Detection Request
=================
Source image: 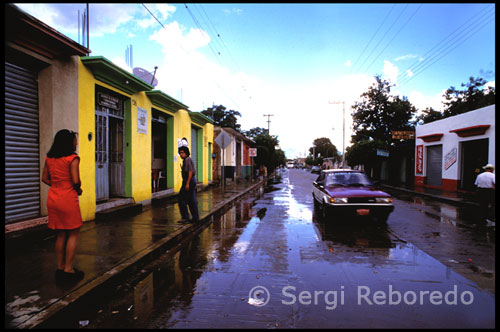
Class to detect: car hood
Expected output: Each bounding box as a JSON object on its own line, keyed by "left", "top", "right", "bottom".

{"left": 324, "top": 186, "right": 391, "bottom": 198}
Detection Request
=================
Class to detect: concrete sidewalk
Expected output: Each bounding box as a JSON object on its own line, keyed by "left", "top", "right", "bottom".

{"left": 5, "top": 178, "right": 266, "bottom": 329}
{"left": 379, "top": 182, "right": 480, "bottom": 208}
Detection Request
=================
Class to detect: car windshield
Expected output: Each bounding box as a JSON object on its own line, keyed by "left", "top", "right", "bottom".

{"left": 324, "top": 172, "right": 372, "bottom": 187}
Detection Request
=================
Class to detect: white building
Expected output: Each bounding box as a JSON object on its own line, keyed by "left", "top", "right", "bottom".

{"left": 415, "top": 105, "right": 495, "bottom": 191}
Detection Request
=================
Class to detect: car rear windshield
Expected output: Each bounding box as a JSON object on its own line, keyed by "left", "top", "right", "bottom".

{"left": 325, "top": 172, "right": 372, "bottom": 186}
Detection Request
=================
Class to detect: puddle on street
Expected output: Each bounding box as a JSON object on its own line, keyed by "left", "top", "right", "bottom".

{"left": 82, "top": 175, "right": 494, "bottom": 329}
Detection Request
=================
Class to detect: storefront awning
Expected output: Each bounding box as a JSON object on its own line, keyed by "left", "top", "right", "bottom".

{"left": 417, "top": 133, "right": 443, "bottom": 142}
{"left": 146, "top": 90, "right": 188, "bottom": 113}
{"left": 449, "top": 125, "right": 490, "bottom": 137}
{"left": 81, "top": 56, "right": 154, "bottom": 95}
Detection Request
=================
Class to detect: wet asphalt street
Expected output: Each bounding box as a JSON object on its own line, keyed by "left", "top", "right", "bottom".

{"left": 84, "top": 169, "right": 495, "bottom": 329}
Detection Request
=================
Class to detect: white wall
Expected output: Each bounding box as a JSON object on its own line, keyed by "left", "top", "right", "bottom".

{"left": 415, "top": 105, "right": 495, "bottom": 181}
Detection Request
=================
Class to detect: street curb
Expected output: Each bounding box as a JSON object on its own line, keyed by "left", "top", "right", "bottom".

{"left": 380, "top": 184, "right": 479, "bottom": 208}
{"left": 15, "top": 179, "right": 266, "bottom": 329}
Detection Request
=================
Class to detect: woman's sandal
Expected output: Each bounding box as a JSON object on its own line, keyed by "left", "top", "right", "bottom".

{"left": 61, "top": 268, "right": 84, "bottom": 281}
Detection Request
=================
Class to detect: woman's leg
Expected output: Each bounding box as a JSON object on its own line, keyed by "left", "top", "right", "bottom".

{"left": 63, "top": 228, "right": 80, "bottom": 273}
{"left": 55, "top": 230, "right": 67, "bottom": 270}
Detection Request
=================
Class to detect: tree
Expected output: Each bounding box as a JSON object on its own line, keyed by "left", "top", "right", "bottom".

{"left": 442, "top": 76, "right": 495, "bottom": 118}
{"left": 252, "top": 132, "right": 286, "bottom": 173}
{"left": 308, "top": 137, "right": 340, "bottom": 165}
{"left": 415, "top": 107, "right": 443, "bottom": 125}
{"left": 347, "top": 75, "right": 417, "bottom": 168}
{"left": 351, "top": 75, "right": 416, "bottom": 145}
{"left": 201, "top": 105, "right": 242, "bottom": 131}
{"left": 243, "top": 127, "right": 267, "bottom": 140}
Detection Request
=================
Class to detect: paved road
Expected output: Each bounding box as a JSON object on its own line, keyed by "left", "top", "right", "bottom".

{"left": 85, "top": 169, "right": 495, "bottom": 329}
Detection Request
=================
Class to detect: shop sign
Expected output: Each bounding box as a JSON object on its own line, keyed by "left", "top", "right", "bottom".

{"left": 444, "top": 147, "right": 457, "bottom": 170}
{"left": 392, "top": 130, "right": 415, "bottom": 140}
{"left": 376, "top": 149, "right": 389, "bottom": 157}
{"left": 416, "top": 145, "right": 423, "bottom": 174}
{"left": 137, "top": 107, "right": 147, "bottom": 134}
{"left": 97, "top": 92, "right": 121, "bottom": 111}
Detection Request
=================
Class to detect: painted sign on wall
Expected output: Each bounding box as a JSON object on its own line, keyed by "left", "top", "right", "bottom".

{"left": 416, "top": 145, "right": 423, "bottom": 174}
{"left": 444, "top": 147, "right": 457, "bottom": 170}
{"left": 137, "top": 107, "right": 147, "bottom": 134}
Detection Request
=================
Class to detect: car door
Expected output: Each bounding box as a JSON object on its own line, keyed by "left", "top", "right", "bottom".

{"left": 313, "top": 172, "right": 326, "bottom": 203}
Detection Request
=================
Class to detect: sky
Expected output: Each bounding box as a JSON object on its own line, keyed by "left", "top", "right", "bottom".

{"left": 14, "top": 3, "right": 495, "bottom": 159}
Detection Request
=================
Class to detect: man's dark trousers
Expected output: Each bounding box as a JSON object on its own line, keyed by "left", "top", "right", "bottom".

{"left": 178, "top": 177, "right": 200, "bottom": 222}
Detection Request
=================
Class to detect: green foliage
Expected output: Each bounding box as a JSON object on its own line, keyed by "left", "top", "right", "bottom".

{"left": 201, "top": 105, "right": 242, "bottom": 131}
{"left": 251, "top": 130, "right": 286, "bottom": 173}
{"left": 442, "top": 76, "right": 495, "bottom": 118}
{"left": 414, "top": 76, "right": 495, "bottom": 125}
{"left": 415, "top": 107, "right": 444, "bottom": 125}
{"left": 348, "top": 75, "right": 417, "bottom": 167}
{"left": 308, "top": 137, "right": 340, "bottom": 165}
{"left": 352, "top": 75, "right": 416, "bottom": 145}
{"left": 243, "top": 127, "right": 267, "bottom": 140}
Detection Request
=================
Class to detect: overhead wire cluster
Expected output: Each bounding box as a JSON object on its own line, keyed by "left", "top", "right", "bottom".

{"left": 397, "top": 4, "right": 495, "bottom": 88}
{"left": 141, "top": 3, "right": 252, "bottom": 111}
{"left": 349, "top": 4, "right": 495, "bottom": 88}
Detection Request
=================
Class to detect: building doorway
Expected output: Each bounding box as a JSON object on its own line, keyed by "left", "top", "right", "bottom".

{"left": 95, "top": 86, "right": 126, "bottom": 202}
{"left": 426, "top": 145, "right": 442, "bottom": 187}
{"left": 460, "top": 138, "right": 489, "bottom": 191}
{"left": 152, "top": 110, "right": 168, "bottom": 192}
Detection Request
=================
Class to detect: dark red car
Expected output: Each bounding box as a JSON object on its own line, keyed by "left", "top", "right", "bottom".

{"left": 312, "top": 169, "right": 394, "bottom": 222}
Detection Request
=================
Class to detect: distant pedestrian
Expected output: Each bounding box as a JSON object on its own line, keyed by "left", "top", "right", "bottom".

{"left": 42, "top": 129, "right": 84, "bottom": 282}
{"left": 178, "top": 146, "right": 200, "bottom": 223}
{"left": 474, "top": 163, "right": 495, "bottom": 223}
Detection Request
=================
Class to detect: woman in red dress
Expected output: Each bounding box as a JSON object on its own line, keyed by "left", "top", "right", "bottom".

{"left": 42, "top": 129, "right": 84, "bottom": 281}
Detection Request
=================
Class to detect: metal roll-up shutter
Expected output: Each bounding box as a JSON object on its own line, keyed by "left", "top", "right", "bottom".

{"left": 426, "top": 145, "right": 442, "bottom": 187}
{"left": 5, "top": 62, "right": 40, "bottom": 223}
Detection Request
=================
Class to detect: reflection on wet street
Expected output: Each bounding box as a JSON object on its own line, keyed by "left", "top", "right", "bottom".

{"left": 88, "top": 169, "right": 495, "bottom": 329}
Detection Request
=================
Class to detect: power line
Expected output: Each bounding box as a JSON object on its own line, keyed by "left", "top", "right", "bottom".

{"left": 365, "top": 4, "right": 422, "bottom": 73}
{"left": 191, "top": 4, "right": 253, "bottom": 102}
{"left": 350, "top": 4, "right": 396, "bottom": 73}
{"left": 141, "top": 3, "right": 242, "bottom": 110}
{"left": 397, "top": 4, "right": 493, "bottom": 84}
{"left": 356, "top": 4, "right": 409, "bottom": 74}
{"left": 397, "top": 6, "right": 495, "bottom": 87}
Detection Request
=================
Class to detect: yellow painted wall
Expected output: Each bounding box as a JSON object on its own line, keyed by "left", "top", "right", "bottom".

{"left": 173, "top": 109, "right": 192, "bottom": 192}
{"left": 77, "top": 59, "right": 98, "bottom": 221}
{"left": 77, "top": 58, "right": 212, "bottom": 221}
{"left": 202, "top": 123, "right": 214, "bottom": 184}
{"left": 131, "top": 93, "right": 154, "bottom": 203}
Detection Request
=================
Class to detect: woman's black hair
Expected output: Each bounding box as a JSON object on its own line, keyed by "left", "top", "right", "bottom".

{"left": 47, "top": 129, "right": 77, "bottom": 158}
{"left": 178, "top": 146, "right": 190, "bottom": 156}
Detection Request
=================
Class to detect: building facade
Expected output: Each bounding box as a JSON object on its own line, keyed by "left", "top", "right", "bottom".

{"left": 5, "top": 4, "right": 213, "bottom": 229}
{"left": 213, "top": 127, "right": 255, "bottom": 182}
{"left": 415, "top": 105, "right": 495, "bottom": 192}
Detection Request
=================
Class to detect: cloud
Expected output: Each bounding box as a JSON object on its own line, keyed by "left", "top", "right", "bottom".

{"left": 382, "top": 60, "right": 399, "bottom": 84}
{"left": 15, "top": 3, "right": 139, "bottom": 37}
{"left": 223, "top": 8, "right": 243, "bottom": 16}
{"left": 408, "top": 90, "right": 446, "bottom": 114}
{"left": 394, "top": 54, "right": 419, "bottom": 61}
{"left": 405, "top": 69, "right": 414, "bottom": 78}
{"left": 344, "top": 60, "right": 352, "bottom": 67}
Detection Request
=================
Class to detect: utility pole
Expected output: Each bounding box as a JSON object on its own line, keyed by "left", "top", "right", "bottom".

{"left": 329, "top": 100, "right": 345, "bottom": 168}
{"left": 263, "top": 114, "right": 274, "bottom": 134}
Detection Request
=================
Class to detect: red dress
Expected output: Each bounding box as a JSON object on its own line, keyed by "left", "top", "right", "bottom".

{"left": 45, "top": 154, "right": 83, "bottom": 230}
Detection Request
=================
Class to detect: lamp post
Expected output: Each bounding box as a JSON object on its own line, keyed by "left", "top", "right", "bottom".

{"left": 329, "top": 100, "right": 345, "bottom": 168}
